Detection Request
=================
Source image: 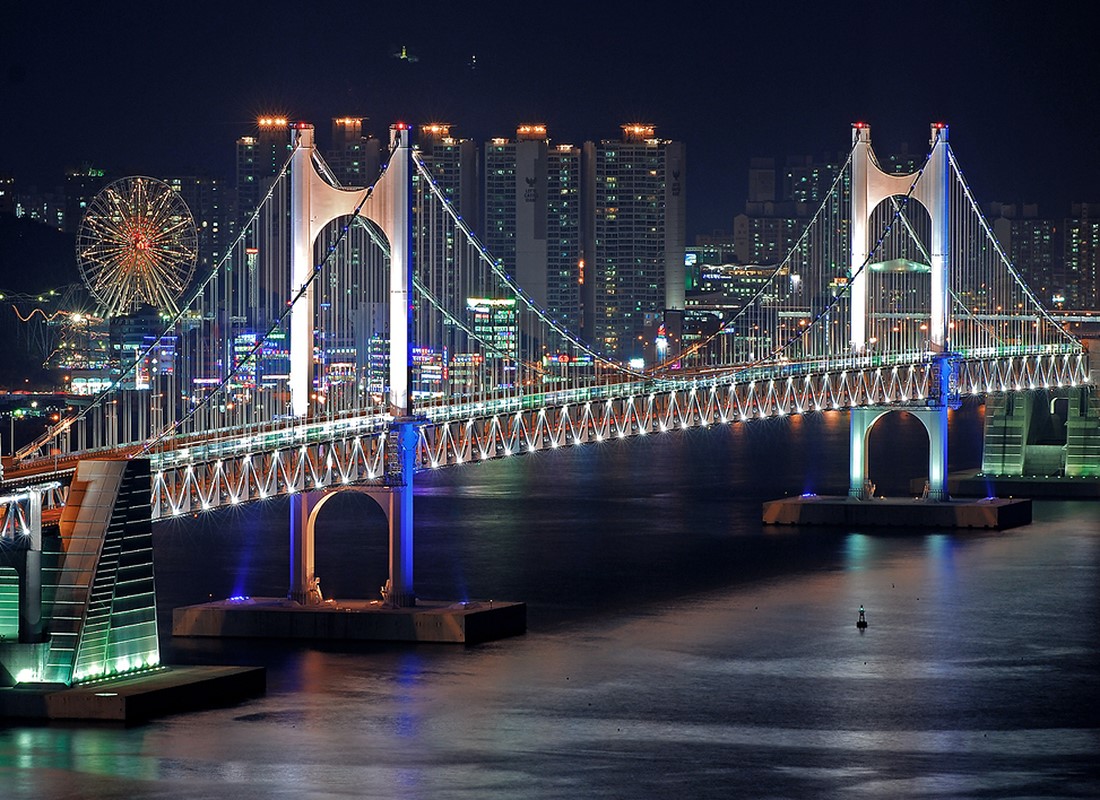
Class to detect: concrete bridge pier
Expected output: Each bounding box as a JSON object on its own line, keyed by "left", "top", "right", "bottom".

{"left": 288, "top": 490, "right": 322, "bottom": 605}
{"left": 288, "top": 417, "right": 420, "bottom": 608}
{"left": 179, "top": 412, "right": 524, "bottom": 643}
{"left": 0, "top": 486, "right": 48, "bottom": 645}
{"left": 982, "top": 387, "right": 1100, "bottom": 478}
{"left": 849, "top": 406, "right": 948, "bottom": 501}
{"left": 18, "top": 489, "right": 44, "bottom": 643}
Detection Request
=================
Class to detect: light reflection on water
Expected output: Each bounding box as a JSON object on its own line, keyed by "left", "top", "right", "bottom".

{"left": 1, "top": 404, "right": 1098, "bottom": 798}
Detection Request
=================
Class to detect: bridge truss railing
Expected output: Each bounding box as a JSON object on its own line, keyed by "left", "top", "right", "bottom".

{"left": 8, "top": 123, "right": 1090, "bottom": 516}
{"left": 145, "top": 344, "right": 1089, "bottom": 518}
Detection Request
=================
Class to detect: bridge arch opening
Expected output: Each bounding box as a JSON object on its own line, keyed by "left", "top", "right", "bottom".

{"left": 864, "top": 196, "right": 934, "bottom": 355}
{"left": 1043, "top": 394, "right": 1070, "bottom": 445}
{"left": 308, "top": 489, "right": 390, "bottom": 601}
{"left": 313, "top": 213, "right": 390, "bottom": 265}
{"left": 310, "top": 213, "right": 392, "bottom": 413}
{"left": 862, "top": 409, "right": 933, "bottom": 497}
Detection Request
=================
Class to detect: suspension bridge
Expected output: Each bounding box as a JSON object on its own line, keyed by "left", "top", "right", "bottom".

{"left": 0, "top": 122, "right": 1091, "bottom": 686}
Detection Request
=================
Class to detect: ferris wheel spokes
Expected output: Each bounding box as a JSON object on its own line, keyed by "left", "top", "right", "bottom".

{"left": 76, "top": 176, "right": 198, "bottom": 318}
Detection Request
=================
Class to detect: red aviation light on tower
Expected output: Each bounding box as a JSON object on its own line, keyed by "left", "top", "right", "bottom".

{"left": 853, "top": 121, "right": 867, "bottom": 129}
{"left": 389, "top": 122, "right": 411, "bottom": 150}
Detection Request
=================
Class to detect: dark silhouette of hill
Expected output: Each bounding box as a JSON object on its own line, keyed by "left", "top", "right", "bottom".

{"left": 0, "top": 214, "right": 80, "bottom": 293}
{"left": 0, "top": 215, "right": 82, "bottom": 388}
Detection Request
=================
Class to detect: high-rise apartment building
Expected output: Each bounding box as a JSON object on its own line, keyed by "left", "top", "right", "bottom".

{"left": 546, "top": 140, "right": 584, "bottom": 331}
{"left": 783, "top": 153, "right": 846, "bottom": 205}
{"left": 235, "top": 116, "right": 290, "bottom": 218}
{"left": 483, "top": 125, "right": 583, "bottom": 332}
{"left": 990, "top": 202, "right": 1100, "bottom": 311}
{"left": 747, "top": 158, "right": 776, "bottom": 204}
{"left": 1064, "top": 203, "right": 1100, "bottom": 310}
{"left": 584, "top": 124, "right": 685, "bottom": 363}
{"left": 991, "top": 202, "right": 1063, "bottom": 308}
{"left": 166, "top": 176, "right": 231, "bottom": 283}
{"left": 63, "top": 167, "right": 110, "bottom": 233}
{"left": 414, "top": 123, "right": 479, "bottom": 322}
{"left": 326, "top": 117, "right": 381, "bottom": 187}
{"left": 735, "top": 150, "right": 903, "bottom": 266}
{"left": 732, "top": 213, "right": 811, "bottom": 266}
{"left": 417, "top": 123, "right": 479, "bottom": 225}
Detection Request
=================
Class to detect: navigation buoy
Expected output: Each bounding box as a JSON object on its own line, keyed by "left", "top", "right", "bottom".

{"left": 856, "top": 605, "right": 868, "bottom": 630}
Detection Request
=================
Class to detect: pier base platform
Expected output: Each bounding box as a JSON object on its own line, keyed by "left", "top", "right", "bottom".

{"left": 911, "top": 470, "right": 1100, "bottom": 499}
{"left": 173, "top": 597, "right": 526, "bottom": 645}
{"left": 762, "top": 494, "right": 1032, "bottom": 529}
{"left": 0, "top": 665, "right": 265, "bottom": 723}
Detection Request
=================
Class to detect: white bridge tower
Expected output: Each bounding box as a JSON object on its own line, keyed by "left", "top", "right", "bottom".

{"left": 848, "top": 123, "right": 953, "bottom": 501}
{"left": 287, "top": 122, "right": 418, "bottom": 607}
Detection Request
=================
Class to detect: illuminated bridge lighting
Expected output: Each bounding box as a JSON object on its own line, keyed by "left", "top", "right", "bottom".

{"left": 10, "top": 130, "right": 1086, "bottom": 528}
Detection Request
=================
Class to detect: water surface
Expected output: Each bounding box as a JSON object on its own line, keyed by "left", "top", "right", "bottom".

{"left": 2, "top": 407, "right": 1097, "bottom": 798}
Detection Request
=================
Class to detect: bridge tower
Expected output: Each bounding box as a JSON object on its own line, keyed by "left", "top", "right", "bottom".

{"left": 287, "top": 123, "right": 418, "bottom": 607}
{"left": 848, "top": 123, "right": 952, "bottom": 500}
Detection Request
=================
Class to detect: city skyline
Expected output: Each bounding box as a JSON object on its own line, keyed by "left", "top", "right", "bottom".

{"left": 4, "top": 1, "right": 1099, "bottom": 238}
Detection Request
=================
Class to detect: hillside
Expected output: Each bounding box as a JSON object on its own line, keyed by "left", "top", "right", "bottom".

{"left": 0, "top": 215, "right": 82, "bottom": 387}
{"left": 0, "top": 214, "right": 81, "bottom": 294}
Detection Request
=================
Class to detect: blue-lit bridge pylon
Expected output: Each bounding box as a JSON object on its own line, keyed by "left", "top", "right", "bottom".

{"left": 286, "top": 122, "right": 417, "bottom": 607}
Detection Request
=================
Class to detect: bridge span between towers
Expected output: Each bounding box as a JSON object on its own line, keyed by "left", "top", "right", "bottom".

{"left": 0, "top": 121, "right": 1092, "bottom": 683}
{"left": 7, "top": 120, "right": 1084, "bottom": 500}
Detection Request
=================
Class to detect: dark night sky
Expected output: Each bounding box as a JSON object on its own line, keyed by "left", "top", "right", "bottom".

{"left": 4, "top": 1, "right": 1098, "bottom": 238}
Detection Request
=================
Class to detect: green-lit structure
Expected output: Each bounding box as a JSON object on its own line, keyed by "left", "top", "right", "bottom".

{"left": 0, "top": 459, "right": 159, "bottom": 687}
{"left": 982, "top": 387, "right": 1100, "bottom": 478}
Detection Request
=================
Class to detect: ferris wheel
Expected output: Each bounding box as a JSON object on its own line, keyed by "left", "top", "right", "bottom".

{"left": 76, "top": 176, "right": 198, "bottom": 317}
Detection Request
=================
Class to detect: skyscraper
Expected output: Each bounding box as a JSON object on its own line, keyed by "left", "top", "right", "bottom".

{"left": 1064, "top": 203, "right": 1100, "bottom": 310}
{"left": 991, "top": 203, "right": 1063, "bottom": 308}
{"left": 63, "top": 167, "right": 110, "bottom": 233}
{"left": 166, "top": 176, "right": 231, "bottom": 283}
{"left": 414, "top": 123, "right": 479, "bottom": 318}
{"left": 783, "top": 153, "right": 846, "bottom": 205}
{"left": 736, "top": 152, "right": 847, "bottom": 265}
{"left": 584, "top": 124, "right": 685, "bottom": 363}
{"left": 483, "top": 125, "right": 583, "bottom": 331}
{"left": 326, "top": 117, "right": 381, "bottom": 187}
{"left": 546, "top": 139, "right": 584, "bottom": 332}
{"left": 235, "top": 116, "right": 289, "bottom": 219}
{"left": 417, "top": 123, "right": 479, "bottom": 226}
